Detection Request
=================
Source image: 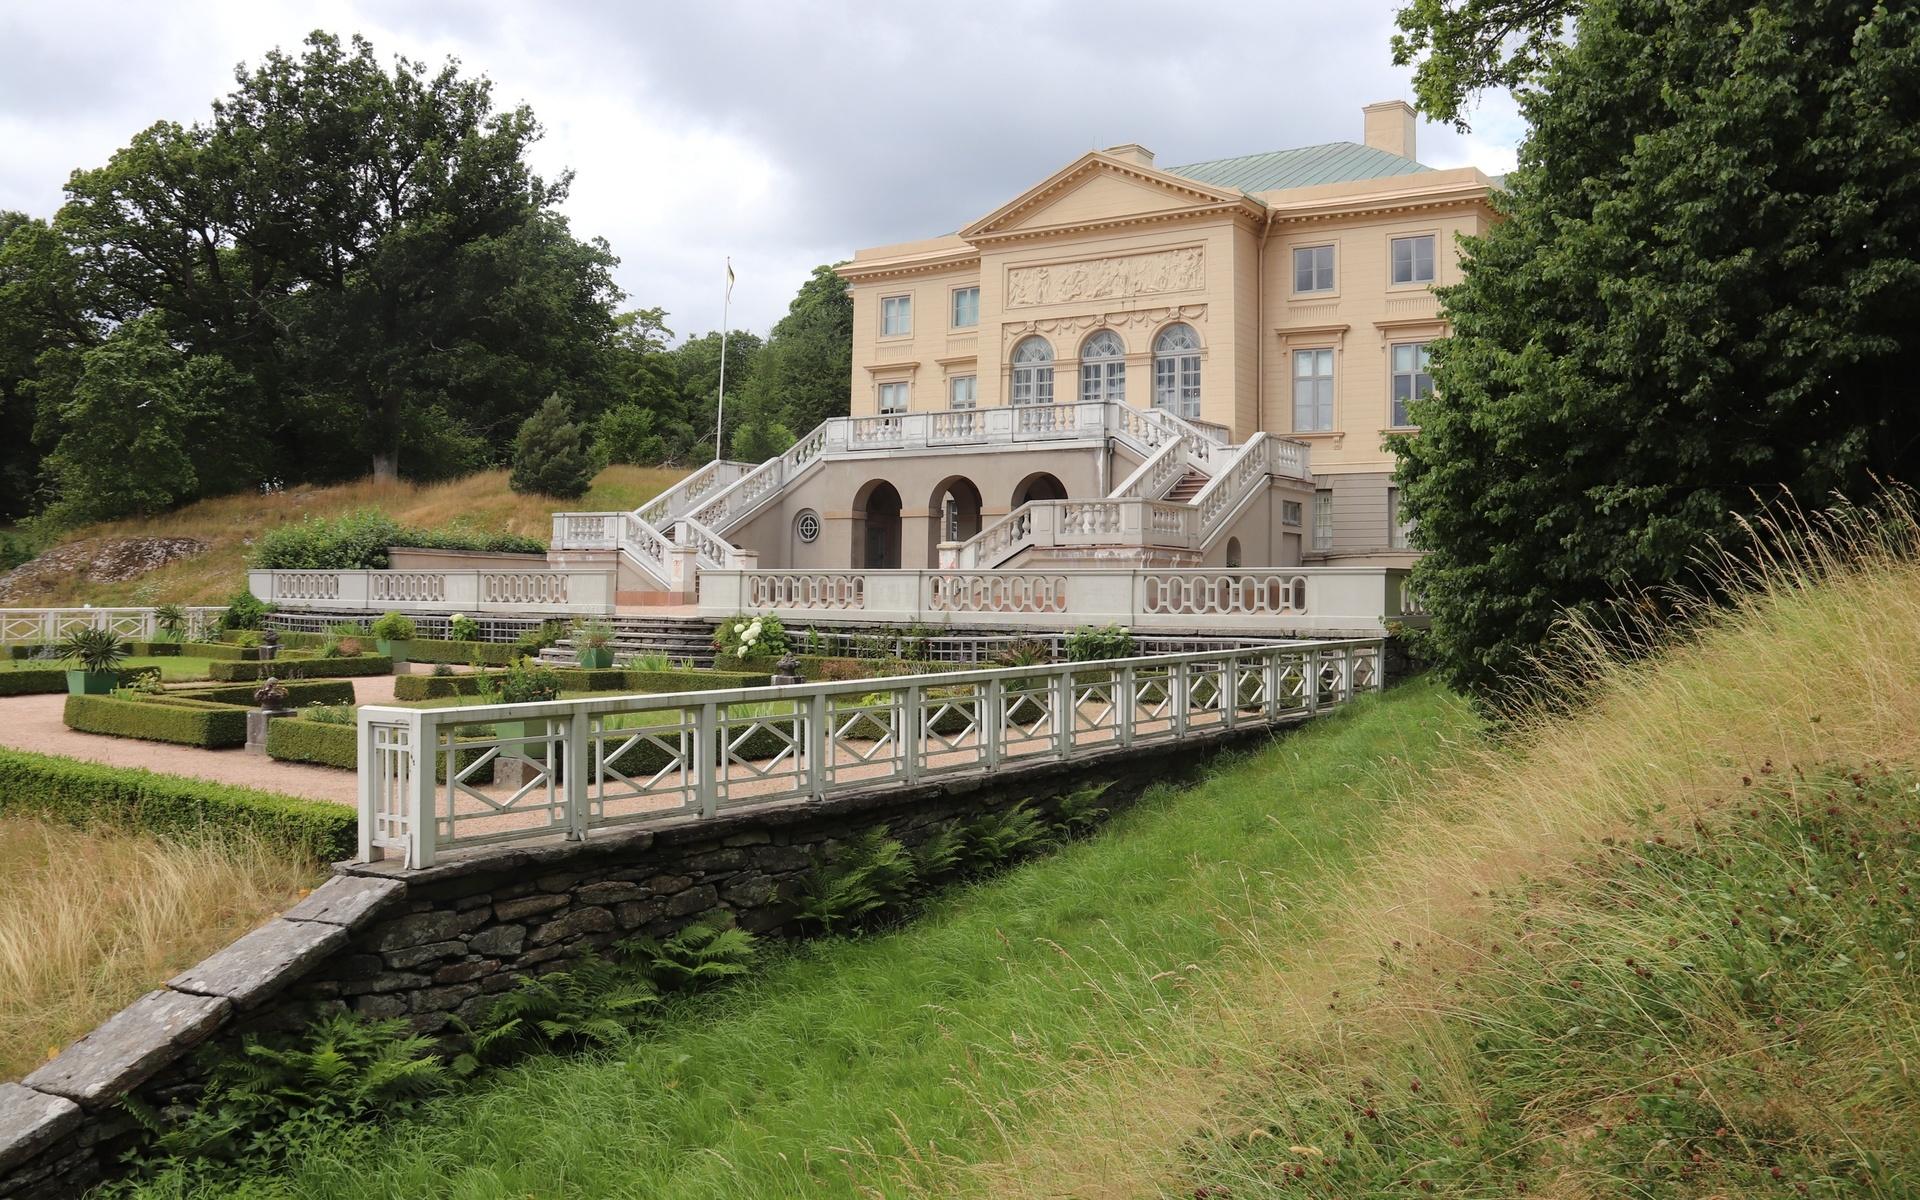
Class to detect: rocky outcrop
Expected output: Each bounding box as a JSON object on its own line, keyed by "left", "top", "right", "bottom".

{"left": 0, "top": 538, "right": 209, "bottom": 602}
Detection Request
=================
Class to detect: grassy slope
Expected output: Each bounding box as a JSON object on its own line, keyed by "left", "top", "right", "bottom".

{"left": 7, "top": 465, "right": 686, "bottom": 608}
{"left": 127, "top": 682, "right": 1477, "bottom": 1199}
{"left": 0, "top": 819, "right": 320, "bottom": 1081}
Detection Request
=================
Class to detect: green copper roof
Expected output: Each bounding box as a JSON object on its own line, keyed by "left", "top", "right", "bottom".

{"left": 1167, "top": 142, "right": 1431, "bottom": 193}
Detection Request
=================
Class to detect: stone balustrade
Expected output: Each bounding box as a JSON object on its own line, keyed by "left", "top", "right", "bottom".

{"left": 248, "top": 569, "right": 616, "bottom": 616}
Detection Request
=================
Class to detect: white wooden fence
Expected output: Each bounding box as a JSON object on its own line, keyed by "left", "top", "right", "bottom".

{"left": 357, "top": 638, "right": 1383, "bottom": 867}
{"left": 0, "top": 606, "right": 225, "bottom": 647}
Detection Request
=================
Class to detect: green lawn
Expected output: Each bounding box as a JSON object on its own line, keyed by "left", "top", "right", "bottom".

{"left": 126, "top": 678, "right": 1475, "bottom": 1199}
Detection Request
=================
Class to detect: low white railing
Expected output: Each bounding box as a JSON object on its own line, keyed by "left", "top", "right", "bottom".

{"left": 0, "top": 606, "right": 225, "bottom": 646}
{"left": 706, "top": 566, "right": 1424, "bottom": 634}
{"left": 250, "top": 569, "right": 616, "bottom": 615}
{"left": 635, "top": 460, "right": 754, "bottom": 527}
{"left": 356, "top": 638, "right": 1383, "bottom": 866}
{"left": 548, "top": 510, "right": 676, "bottom": 588}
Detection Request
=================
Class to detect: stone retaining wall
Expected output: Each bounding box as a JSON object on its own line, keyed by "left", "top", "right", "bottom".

{"left": 0, "top": 729, "right": 1276, "bottom": 1197}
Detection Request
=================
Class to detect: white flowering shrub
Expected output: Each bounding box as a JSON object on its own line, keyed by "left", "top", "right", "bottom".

{"left": 711, "top": 612, "right": 790, "bottom": 660}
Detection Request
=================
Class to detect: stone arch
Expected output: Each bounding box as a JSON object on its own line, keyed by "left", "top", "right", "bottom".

{"left": 1012, "top": 471, "right": 1068, "bottom": 509}
{"left": 852, "top": 479, "right": 904, "bottom": 570}
{"left": 927, "top": 474, "right": 984, "bottom": 562}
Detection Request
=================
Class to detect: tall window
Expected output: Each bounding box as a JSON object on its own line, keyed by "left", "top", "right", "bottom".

{"left": 951, "top": 287, "right": 979, "bottom": 328}
{"left": 1010, "top": 337, "right": 1054, "bottom": 406}
{"left": 1079, "top": 330, "right": 1126, "bottom": 404}
{"left": 1313, "top": 489, "right": 1334, "bottom": 551}
{"left": 1293, "top": 244, "right": 1335, "bottom": 293}
{"left": 948, "top": 375, "right": 977, "bottom": 409}
{"left": 1388, "top": 487, "right": 1413, "bottom": 550}
{"left": 1152, "top": 323, "right": 1202, "bottom": 418}
{"left": 1390, "top": 235, "right": 1436, "bottom": 284}
{"left": 882, "top": 295, "right": 912, "bottom": 336}
{"left": 1293, "top": 348, "right": 1335, "bottom": 431}
{"left": 1390, "top": 341, "right": 1432, "bottom": 427}
{"left": 878, "top": 381, "right": 908, "bottom": 414}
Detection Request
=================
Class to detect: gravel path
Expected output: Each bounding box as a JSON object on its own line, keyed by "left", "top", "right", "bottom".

{"left": 0, "top": 678, "right": 407, "bottom": 808}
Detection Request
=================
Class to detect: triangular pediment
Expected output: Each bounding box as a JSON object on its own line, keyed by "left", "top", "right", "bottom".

{"left": 961, "top": 152, "right": 1255, "bottom": 241}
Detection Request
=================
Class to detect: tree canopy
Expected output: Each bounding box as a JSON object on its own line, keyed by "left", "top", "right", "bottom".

{"left": 1393, "top": 0, "right": 1920, "bottom": 702}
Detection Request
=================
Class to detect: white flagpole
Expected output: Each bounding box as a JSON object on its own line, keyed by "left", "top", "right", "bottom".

{"left": 715, "top": 258, "right": 732, "bottom": 462}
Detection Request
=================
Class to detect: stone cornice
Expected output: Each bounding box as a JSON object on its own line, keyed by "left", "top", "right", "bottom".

{"left": 961, "top": 151, "right": 1257, "bottom": 241}
{"left": 837, "top": 247, "right": 981, "bottom": 284}
{"left": 1263, "top": 180, "right": 1495, "bottom": 227}
{"left": 968, "top": 201, "right": 1263, "bottom": 248}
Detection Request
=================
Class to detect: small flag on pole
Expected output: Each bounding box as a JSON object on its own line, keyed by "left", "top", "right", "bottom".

{"left": 726, "top": 258, "right": 735, "bottom": 300}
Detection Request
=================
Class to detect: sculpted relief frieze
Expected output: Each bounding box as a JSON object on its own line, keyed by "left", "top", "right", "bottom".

{"left": 1004, "top": 246, "right": 1203, "bottom": 309}
{"left": 1001, "top": 304, "right": 1207, "bottom": 350}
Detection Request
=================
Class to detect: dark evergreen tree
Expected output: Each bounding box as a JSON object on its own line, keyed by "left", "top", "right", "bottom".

{"left": 509, "top": 394, "right": 596, "bottom": 498}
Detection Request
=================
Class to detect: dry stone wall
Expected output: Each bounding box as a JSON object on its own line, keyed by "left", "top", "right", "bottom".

{"left": 0, "top": 731, "right": 1268, "bottom": 1198}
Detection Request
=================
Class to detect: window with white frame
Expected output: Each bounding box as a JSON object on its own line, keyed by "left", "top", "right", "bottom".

{"left": 882, "top": 294, "right": 912, "bottom": 336}
{"left": 1010, "top": 336, "right": 1054, "bottom": 406}
{"left": 1293, "top": 244, "right": 1335, "bottom": 293}
{"left": 1079, "top": 329, "right": 1126, "bottom": 404}
{"left": 1292, "top": 348, "right": 1335, "bottom": 432}
{"left": 1390, "top": 341, "right": 1432, "bottom": 427}
{"left": 1388, "top": 487, "right": 1413, "bottom": 549}
{"left": 878, "top": 381, "right": 908, "bottom": 414}
{"left": 951, "top": 286, "right": 979, "bottom": 328}
{"left": 1152, "top": 323, "right": 1201, "bottom": 418}
{"left": 1283, "top": 500, "right": 1303, "bottom": 526}
{"left": 948, "top": 374, "right": 977, "bottom": 409}
{"left": 1390, "top": 235, "right": 1436, "bottom": 285}
{"left": 1313, "top": 489, "right": 1334, "bottom": 550}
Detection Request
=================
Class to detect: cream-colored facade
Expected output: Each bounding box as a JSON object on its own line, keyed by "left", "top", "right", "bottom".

{"left": 839, "top": 101, "right": 1499, "bottom": 563}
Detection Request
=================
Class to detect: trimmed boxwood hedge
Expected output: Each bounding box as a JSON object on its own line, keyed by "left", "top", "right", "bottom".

{"left": 173, "top": 679, "right": 355, "bottom": 707}
{"left": 122, "top": 640, "right": 183, "bottom": 657}
{"left": 711, "top": 653, "right": 967, "bottom": 681}
{"left": 403, "top": 638, "right": 520, "bottom": 666}
{"left": 208, "top": 655, "right": 393, "bottom": 682}
{"left": 64, "top": 694, "right": 251, "bottom": 748}
{"left": 0, "top": 747, "right": 354, "bottom": 860}
{"left": 389, "top": 667, "right": 770, "bottom": 702}
{"left": 178, "top": 640, "right": 273, "bottom": 661}
{"left": 0, "top": 668, "right": 78, "bottom": 696}
{"left": 265, "top": 716, "right": 497, "bottom": 782}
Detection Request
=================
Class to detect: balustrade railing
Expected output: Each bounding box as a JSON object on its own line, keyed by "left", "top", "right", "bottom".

{"left": 700, "top": 566, "right": 1420, "bottom": 634}
{"left": 0, "top": 606, "right": 224, "bottom": 646}
{"left": 356, "top": 638, "right": 1383, "bottom": 866}
{"left": 250, "top": 569, "right": 614, "bottom": 615}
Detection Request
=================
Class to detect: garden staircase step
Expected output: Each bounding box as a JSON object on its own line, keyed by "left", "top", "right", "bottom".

{"left": 1162, "top": 469, "right": 1209, "bottom": 504}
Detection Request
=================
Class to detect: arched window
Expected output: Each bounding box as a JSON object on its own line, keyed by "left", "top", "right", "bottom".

{"left": 1153, "top": 323, "right": 1202, "bottom": 419}
{"left": 1079, "top": 329, "right": 1126, "bottom": 404}
{"left": 1010, "top": 337, "right": 1054, "bottom": 406}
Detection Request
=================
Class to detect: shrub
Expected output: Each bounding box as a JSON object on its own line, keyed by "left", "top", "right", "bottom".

{"left": 218, "top": 589, "right": 272, "bottom": 631}
{"left": 206, "top": 655, "right": 392, "bottom": 682}
{"left": 478, "top": 658, "right": 563, "bottom": 704}
{"left": 388, "top": 667, "right": 769, "bottom": 702}
{"left": 0, "top": 668, "right": 80, "bottom": 696}
{"left": 509, "top": 393, "right": 596, "bottom": 498}
{"left": 593, "top": 402, "right": 667, "bottom": 466}
{"left": 0, "top": 747, "right": 354, "bottom": 859}
{"left": 712, "top": 613, "right": 789, "bottom": 659}
{"left": 370, "top": 612, "right": 417, "bottom": 642}
{"left": 304, "top": 702, "right": 355, "bottom": 725}
{"left": 252, "top": 509, "right": 546, "bottom": 570}
{"left": 266, "top": 716, "right": 496, "bottom": 782}
{"left": 404, "top": 638, "right": 518, "bottom": 667}
{"left": 1065, "top": 623, "right": 1136, "bottom": 663}
{"left": 64, "top": 694, "right": 249, "bottom": 748}
{"left": 992, "top": 637, "right": 1053, "bottom": 667}
{"left": 448, "top": 614, "right": 480, "bottom": 643}
{"left": 175, "top": 679, "right": 354, "bottom": 707}
{"left": 570, "top": 617, "right": 616, "bottom": 651}
{"left": 514, "top": 620, "right": 567, "bottom": 659}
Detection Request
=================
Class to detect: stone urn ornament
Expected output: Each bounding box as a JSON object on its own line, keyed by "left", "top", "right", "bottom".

{"left": 246, "top": 676, "right": 293, "bottom": 755}
{"left": 773, "top": 652, "right": 803, "bottom": 686}
{"left": 261, "top": 628, "right": 281, "bottom": 661}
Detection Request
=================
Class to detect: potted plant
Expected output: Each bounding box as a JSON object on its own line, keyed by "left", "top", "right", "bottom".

{"left": 60, "top": 628, "right": 127, "bottom": 695}
{"left": 152, "top": 603, "right": 188, "bottom": 644}
{"left": 571, "top": 617, "right": 617, "bottom": 669}
{"left": 370, "top": 611, "right": 417, "bottom": 663}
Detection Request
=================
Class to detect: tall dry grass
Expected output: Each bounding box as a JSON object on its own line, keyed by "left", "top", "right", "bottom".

{"left": 944, "top": 493, "right": 1920, "bottom": 1197}
{"left": 6, "top": 464, "right": 687, "bottom": 607}
{"left": 0, "top": 818, "right": 320, "bottom": 1080}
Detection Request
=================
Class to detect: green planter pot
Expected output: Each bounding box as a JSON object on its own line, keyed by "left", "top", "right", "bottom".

{"left": 576, "top": 647, "right": 613, "bottom": 669}
{"left": 66, "top": 669, "right": 119, "bottom": 695}
{"left": 376, "top": 639, "right": 411, "bottom": 665}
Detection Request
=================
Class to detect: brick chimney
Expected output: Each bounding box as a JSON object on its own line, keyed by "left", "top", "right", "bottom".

{"left": 1102, "top": 143, "right": 1155, "bottom": 169}
{"left": 1362, "top": 100, "right": 1417, "bottom": 161}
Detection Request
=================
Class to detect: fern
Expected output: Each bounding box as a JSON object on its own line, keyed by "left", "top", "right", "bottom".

{"left": 910, "top": 823, "right": 967, "bottom": 884}
{"left": 619, "top": 920, "right": 759, "bottom": 993}
{"left": 1051, "top": 783, "right": 1112, "bottom": 837}
{"left": 967, "top": 802, "right": 1051, "bottom": 868}
{"left": 793, "top": 828, "right": 920, "bottom": 933}
{"left": 450, "top": 957, "right": 658, "bottom": 1076}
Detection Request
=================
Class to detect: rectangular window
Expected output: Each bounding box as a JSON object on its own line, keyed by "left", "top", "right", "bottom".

{"left": 1390, "top": 234, "right": 1436, "bottom": 284}
{"left": 1292, "top": 244, "right": 1335, "bottom": 293}
{"left": 882, "top": 295, "right": 912, "bottom": 336}
{"left": 878, "top": 381, "right": 908, "bottom": 414}
{"left": 948, "top": 375, "right": 976, "bottom": 409}
{"left": 1388, "top": 487, "right": 1414, "bottom": 550}
{"left": 950, "top": 287, "right": 979, "bottom": 328}
{"left": 1282, "top": 500, "right": 1303, "bottom": 527}
{"left": 1292, "top": 348, "right": 1335, "bottom": 432}
{"left": 1390, "top": 341, "right": 1433, "bottom": 427}
{"left": 1312, "top": 490, "right": 1334, "bottom": 551}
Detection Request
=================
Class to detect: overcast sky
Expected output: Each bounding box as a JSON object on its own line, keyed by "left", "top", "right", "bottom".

{"left": 0, "top": 1, "right": 1523, "bottom": 340}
